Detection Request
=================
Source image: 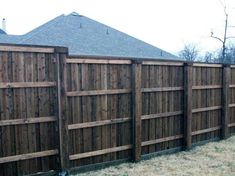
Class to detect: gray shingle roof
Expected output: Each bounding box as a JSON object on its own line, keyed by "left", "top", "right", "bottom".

{"left": 0, "top": 12, "right": 180, "bottom": 60}
{"left": 0, "top": 29, "right": 6, "bottom": 34}
{"left": 0, "top": 34, "right": 22, "bottom": 42}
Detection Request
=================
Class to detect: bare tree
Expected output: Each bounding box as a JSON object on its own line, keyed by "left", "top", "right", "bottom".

{"left": 204, "top": 52, "right": 215, "bottom": 63}
{"left": 211, "top": 0, "right": 235, "bottom": 63}
{"left": 179, "top": 43, "right": 199, "bottom": 61}
{"left": 223, "top": 44, "right": 235, "bottom": 63}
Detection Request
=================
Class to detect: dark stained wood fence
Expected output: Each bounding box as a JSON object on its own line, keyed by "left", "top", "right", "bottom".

{"left": 0, "top": 45, "right": 67, "bottom": 176}
{"left": 0, "top": 44, "right": 235, "bottom": 175}
{"left": 230, "top": 65, "right": 235, "bottom": 133}
{"left": 65, "top": 58, "right": 133, "bottom": 169}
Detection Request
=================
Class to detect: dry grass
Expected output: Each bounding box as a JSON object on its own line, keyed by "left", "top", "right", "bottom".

{"left": 76, "top": 136, "right": 235, "bottom": 176}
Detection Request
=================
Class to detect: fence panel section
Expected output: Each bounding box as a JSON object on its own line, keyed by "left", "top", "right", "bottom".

{"left": 66, "top": 58, "right": 133, "bottom": 168}
{"left": 140, "top": 61, "right": 184, "bottom": 155}
{"left": 0, "top": 46, "right": 59, "bottom": 176}
{"left": 191, "top": 64, "right": 223, "bottom": 143}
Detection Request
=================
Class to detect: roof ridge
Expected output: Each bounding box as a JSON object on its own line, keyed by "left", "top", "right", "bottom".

{"left": 19, "top": 14, "right": 65, "bottom": 43}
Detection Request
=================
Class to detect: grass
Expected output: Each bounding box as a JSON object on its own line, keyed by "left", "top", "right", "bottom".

{"left": 75, "top": 136, "right": 235, "bottom": 176}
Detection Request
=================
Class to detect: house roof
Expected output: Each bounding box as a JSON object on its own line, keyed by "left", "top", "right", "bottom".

{"left": 0, "top": 29, "right": 6, "bottom": 35}
{"left": 0, "top": 34, "right": 22, "bottom": 42}
{"left": 0, "top": 12, "right": 180, "bottom": 60}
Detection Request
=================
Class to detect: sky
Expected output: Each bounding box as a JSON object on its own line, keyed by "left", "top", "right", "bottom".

{"left": 0, "top": 0, "right": 235, "bottom": 55}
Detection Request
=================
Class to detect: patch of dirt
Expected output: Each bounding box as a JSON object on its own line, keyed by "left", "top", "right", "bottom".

{"left": 76, "top": 136, "right": 235, "bottom": 176}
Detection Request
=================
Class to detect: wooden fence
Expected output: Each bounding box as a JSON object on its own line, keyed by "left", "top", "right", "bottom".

{"left": 0, "top": 44, "right": 67, "bottom": 176}
{"left": 0, "top": 44, "right": 235, "bottom": 175}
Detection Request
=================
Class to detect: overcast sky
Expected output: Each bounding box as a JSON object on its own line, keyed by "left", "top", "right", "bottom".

{"left": 1, "top": 0, "right": 235, "bottom": 55}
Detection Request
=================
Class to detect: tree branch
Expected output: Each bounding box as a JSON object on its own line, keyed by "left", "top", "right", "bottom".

{"left": 211, "top": 35, "right": 224, "bottom": 43}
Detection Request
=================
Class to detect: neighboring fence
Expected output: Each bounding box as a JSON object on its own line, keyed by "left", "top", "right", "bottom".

{"left": 0, "top": 44, "right": 235, "bottom": 175}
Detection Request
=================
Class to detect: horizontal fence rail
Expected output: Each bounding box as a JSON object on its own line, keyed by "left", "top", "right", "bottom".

{"left": 68, "top": 117, "right": 132, "bottom": 130}
{"left": 0, "top": 82, "right": 56, "bottom": 88}
{"left": 0, "top": 150, "right": 59, "bottom": 164}
{"left": 0, "top": 45, "right": 55, "bottom": 53}
{"left": 69, "top": 145, "right": 132, "bottom": 160}
{"left": 0, "top": 116, "right": 57, "bottom": 126}
{"left": 66, "top": 88, "right": 132, "bottom": 96}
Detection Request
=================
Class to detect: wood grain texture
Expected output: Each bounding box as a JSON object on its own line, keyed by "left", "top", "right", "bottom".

{"left": 67, "top": 89, "right": 131, "bottom": 97}
{"left": 193, "top": 63, "right": 222, "bottom": 68}
{"left": 56, "top": 52, "right": 70, "bottom": 170}
{"left": 184, "top": 63, "right": 193, "bottom": 149}
{"left": 66, "top": 58, "right": 131, "bottom": 65}
{"left": 0, "top": 45, "right": 54, "bottom": 53}
{"left": 1, "top": 45, "right": 235, "bottom": 175}
{"left": 69, "top": 145, "right": 132, "bottom": 160}
{"left": 222, "top": 65, "right": 230, "bottom": 139}
{"left": 0, "top": 150, "right": 58, "bottom": 164}
{"left": 141, "top": 135, "right": 183, "bottom": 146}
{"left": 132, "top": 62, "right": 142, "bottom": 161}
{"left": 141, "top": 87, "right": 183, "bottom": 92}
{"left": 0, "top": 49, "right": 59, "bottom": 175}
{"left": 142, "top": 61, "right": 184, "bottom": 66}
{"left": 0, "top": 82, "right": 56, "bottom": 89}
{"left": 0, "top": 116, "right": 56, "bottom": 126}
{"left": 68, "top": 118, "right": 131, "bottom": 130}
{"left": 141, "top": 111, "right": 183, "bottom": 120}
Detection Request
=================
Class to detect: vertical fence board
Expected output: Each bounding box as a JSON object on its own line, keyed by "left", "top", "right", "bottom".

{"left": 184, "top": 63, "right": 192, "bottom": 149}
{"left": 230, "top": 68, "right": 235, "bottom": 134}
{"left": 222, "top": 65, "right": 230, "bottom": 139}
{"left": 56, "top": 50, "right": 70, "bottom": 170}
{"left": 100, "top": 64, "right": 109, "bottom": 162}
{"left": 132, "top": 61, "right": 142, "bottom": 162}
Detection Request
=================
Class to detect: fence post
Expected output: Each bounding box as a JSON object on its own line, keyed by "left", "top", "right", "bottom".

{"left": 55, "top": 47, "right": 70, "bottom": 171}
{"left": 222, "top": 64, "right": 230, "bottom": 139}
{"left": 132, "top": 59, "right": 142, "bottom": 162}
{"left": 184, "top": 62, "right": 193, "bottom": 149}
